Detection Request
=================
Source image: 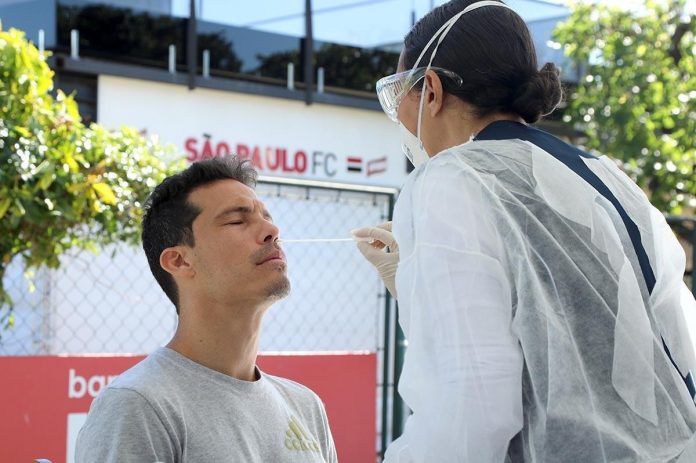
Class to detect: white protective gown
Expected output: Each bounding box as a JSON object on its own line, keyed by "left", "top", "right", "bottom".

{"left": 385, "top": 120, "right": 696, "bottom": 462}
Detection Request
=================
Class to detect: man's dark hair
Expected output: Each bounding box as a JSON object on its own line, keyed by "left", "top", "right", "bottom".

{"left": 142, "top": 156, "right": 257, "bottom": 313}
{"left": 404, "top": 0, "right": 562, "bottom": 124}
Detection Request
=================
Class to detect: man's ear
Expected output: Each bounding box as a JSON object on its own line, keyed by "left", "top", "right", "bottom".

{"left": 424, "top": 70, "right": 445, "bottom": 118}
{"left": 160, "top": 246, "right": 195, "bottom": 279}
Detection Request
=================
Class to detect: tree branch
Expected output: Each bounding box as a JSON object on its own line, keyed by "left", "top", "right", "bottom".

{"left": 669, "top": 18, "right": 694, "bottom": 65}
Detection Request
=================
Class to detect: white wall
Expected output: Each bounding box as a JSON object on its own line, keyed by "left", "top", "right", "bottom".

{"left": 97, "top": 75, "right": 406, "bottom": 188}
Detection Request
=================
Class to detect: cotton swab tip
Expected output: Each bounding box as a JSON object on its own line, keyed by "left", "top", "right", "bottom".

{"left": 278, "top": 237, "right": 374, "bottom": 244}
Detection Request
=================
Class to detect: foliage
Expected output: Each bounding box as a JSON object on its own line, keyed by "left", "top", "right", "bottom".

{"left": 255, "top": 43, "right": 399, "bottom": 93}
{"left": 554, "top": 0, "right": 695, "bottom": 213}
{"left": 0, "top": 27, "right": 183, "bottom": 329}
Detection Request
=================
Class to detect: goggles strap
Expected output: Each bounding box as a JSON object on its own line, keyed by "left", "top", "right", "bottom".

{"left": 413, "top": 1, "right": 514, "bottom": 142}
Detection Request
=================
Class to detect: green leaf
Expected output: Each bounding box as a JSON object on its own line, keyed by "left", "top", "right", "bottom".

{"left": 63, "top": 150, "right": 79, "bottom": 172}
{"left": 92, "top": 182, "right": 117, "bottom": 205}
{"left": 37, "top": 166, "right": 55, "bottom": 190}
{"left": 0, "top": 197, "right": 11, "bottom": 219}
{"left": 4, "top": 312, "right": 14, "bottom": 329}
{"left": 13, "top": 125, "right": 30, "bottom": 138}
{"left": 13, "top": 198, "right": 25, "bottom": 215}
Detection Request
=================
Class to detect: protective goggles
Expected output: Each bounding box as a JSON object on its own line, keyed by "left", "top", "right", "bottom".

{"left": 375, "top": 67, "right": 463, "bottom": 122}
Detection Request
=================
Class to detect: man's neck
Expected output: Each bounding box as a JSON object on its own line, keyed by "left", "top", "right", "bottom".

{"left": 166, "top": 300, "right": 267, "bottom": 382}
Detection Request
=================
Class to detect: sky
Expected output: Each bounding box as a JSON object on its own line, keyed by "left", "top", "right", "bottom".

{"left": 171, "top": 0, "right": 570, "bottom": 47}
{"left": 169, "top": 0, "right": 695, "bottom": 48}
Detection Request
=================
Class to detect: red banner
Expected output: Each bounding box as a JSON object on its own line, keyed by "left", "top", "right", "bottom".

{"left": 0, "top": 352, "right": 376, "bottom": 463}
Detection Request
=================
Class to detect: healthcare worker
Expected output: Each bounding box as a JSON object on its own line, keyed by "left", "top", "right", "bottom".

{"left": 352, "top": 1, "right": 696, "bottom": 461}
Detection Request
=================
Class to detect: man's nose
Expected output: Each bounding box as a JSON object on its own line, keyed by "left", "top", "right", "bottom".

{"left": 262, "top": 220, "right": 280, "bottom": 244}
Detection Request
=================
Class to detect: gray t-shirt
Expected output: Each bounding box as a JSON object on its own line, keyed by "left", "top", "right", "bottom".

{"left": 75, "top": 347, "right": 338, "bottom": 462}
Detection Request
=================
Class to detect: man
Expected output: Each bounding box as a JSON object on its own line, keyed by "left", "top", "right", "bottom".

{"left": 76, "top": 157, "right": 337, "bottom": 462}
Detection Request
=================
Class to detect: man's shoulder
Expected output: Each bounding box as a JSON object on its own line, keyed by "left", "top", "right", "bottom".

{"left": 263, "top": 373, "right": 323, "bottom": 407}
{"left": 105, "top": 348, "right": 177, "bottom": 399}
{"left": 81, "top": 349, "right": 183, "bottom": 435}
{"left": 76, "top": 351, "right": 180, "bottom": 463}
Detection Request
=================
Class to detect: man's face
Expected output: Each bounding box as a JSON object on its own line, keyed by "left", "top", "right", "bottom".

{"left": 184, "top": 179, "right": 289, "bottom": 308}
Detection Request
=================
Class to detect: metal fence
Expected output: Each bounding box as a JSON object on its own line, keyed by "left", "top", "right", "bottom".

{"left": 0, "top": 178, "right": 397, "bottom": 352}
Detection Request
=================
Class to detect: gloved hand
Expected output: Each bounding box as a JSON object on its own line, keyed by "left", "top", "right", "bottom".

{"left": 351, "top": 222, "right": 399, "bottom": 299}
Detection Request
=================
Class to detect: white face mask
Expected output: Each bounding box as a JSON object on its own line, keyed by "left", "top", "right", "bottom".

{"left": 400, "top": 0, "right": 513, "bottom": 168}
{"left": 399, "top": 121, "right": 430, "bottom": 167}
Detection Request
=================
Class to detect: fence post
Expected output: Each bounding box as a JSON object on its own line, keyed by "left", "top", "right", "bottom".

{"left": 379, "top": 192, "right": 408, "bottom": 445}
{"left": 168, "top": 44, "right": 176, "bottom": 74}
{"left": 317, "top": 67, "right": 325, "bottom": 94}
{"left": 287, "top": 63, "right": 295, "bottom": 90}
{"left": 381, "top": 192, "right": 396, "bottom": 457}
{"left": 186, "top": 0, "right": 197, "bottom": 90}
{"left": 70, "top": 29, "right": 79, "bottom": 59}
{"left": 392, "top": 312, "right": 407, "bottom": 440}
{"left": 202, "top": 49, "right": 210, "bottom": 78}
{"left": 38, "top": 29, "right": 45, "bottom": 55}
{"left": 381, "top": 282, "right": 392, "bottom": 457}
{"left": 303, "top": 0, "right": 314, "bottom": 105}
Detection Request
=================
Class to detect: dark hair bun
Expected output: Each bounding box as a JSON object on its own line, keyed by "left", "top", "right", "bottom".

{"left": 510, "top": 63, "right": 563, "bottom": 124}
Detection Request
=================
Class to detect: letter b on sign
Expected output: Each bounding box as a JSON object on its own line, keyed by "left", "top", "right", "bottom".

{"left": 69, "top": 369, "right": 109, "bottom": 398}
{"left": 68, "top": 369, "right": 86, "bottom": 399}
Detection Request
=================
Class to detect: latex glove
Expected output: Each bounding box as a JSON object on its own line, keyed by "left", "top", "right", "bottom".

{"left": 352, "top": 222, "right": 399, "bottom": 299}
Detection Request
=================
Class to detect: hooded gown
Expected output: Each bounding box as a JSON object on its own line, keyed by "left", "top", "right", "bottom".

{"left": 384, "top": 120, "right": 696, "bottom": 463}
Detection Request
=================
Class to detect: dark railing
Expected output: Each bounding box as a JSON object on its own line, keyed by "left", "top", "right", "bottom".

{"left": 51, "top": 0, "right": 398, "bottom": 96}
{"left": 56, "top": 1, "right": 188, "bottom": 70}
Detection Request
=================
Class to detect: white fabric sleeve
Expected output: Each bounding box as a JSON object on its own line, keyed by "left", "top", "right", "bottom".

{"left": 385, "top": 163, "right": 523, "bottom": 463}
{"left": 75, "top": 388, "right": 178, "bottom": 463}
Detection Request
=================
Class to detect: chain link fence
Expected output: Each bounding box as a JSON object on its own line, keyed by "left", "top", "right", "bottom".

{"left": 0, "top": 178, "right": 396, "bottom": 356}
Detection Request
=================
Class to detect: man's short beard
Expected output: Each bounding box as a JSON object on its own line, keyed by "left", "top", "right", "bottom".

{"left": 266, "top": 274, "right": 291, "bottom": 300}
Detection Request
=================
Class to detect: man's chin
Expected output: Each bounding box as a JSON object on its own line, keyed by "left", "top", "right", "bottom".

{"left": 265, "top": 276, "right": 291, "bottom": 301}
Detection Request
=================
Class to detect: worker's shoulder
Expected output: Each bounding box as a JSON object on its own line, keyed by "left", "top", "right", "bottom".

{"left": 416, "top": 145, "right": 497, "bottom": 187}
{"left": 414, "top": 140, "right": 537, "bottom": 194}
{"left": 446, "top": 139, "right": 533, "bottom": 169}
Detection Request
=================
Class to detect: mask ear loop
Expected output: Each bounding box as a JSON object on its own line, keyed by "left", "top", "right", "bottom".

{"left": 410, "top": 1, "right": 515, "bottom": 146}
{"left": 415, "top": 15, "right": 460, "bottom": 143}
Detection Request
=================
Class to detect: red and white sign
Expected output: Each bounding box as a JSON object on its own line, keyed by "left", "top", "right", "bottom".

{"left": 97, "top": 75, "right": 407, "bottom": 188}
{"left": 184, "top": 135, "right": 337, "bottom": 177}
{"left": 347, "top": 157, "right": 363, "bottom": 173}
{"left": 0, "top": 353, "right": 376, "bottom": 463}
{"left": 367, "top": 157, "right": 388, "bottom": 177}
